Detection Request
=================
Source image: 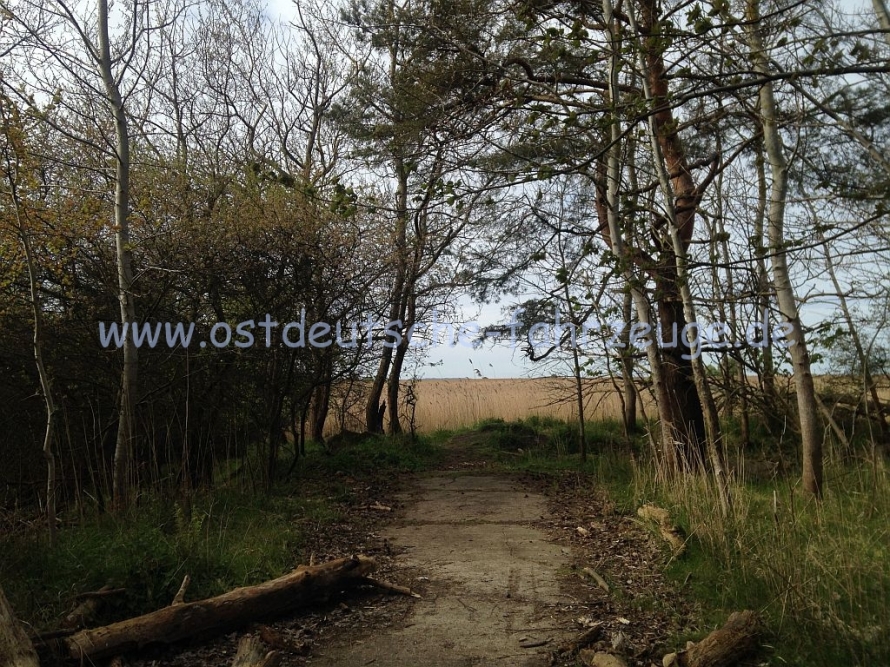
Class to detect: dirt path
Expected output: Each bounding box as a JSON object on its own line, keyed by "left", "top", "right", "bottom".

{"left": 309, "top": 472, "right": 574, "bottom": 666}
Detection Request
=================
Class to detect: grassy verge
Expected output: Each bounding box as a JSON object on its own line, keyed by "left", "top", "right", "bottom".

{"left": 0, "top": 432, "right": 444, "bottom": 630}
{"left": 466, "top": 415, "right": 638, "bottom": 479}
{"left": 465, "top": 416, "right": 889, "bottom": 666}
{"left": 632, "top": 460, "right": 889, "bottom": 666}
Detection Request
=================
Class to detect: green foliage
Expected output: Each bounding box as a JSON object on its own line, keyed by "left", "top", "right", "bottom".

{"left": 0, "top": 492, "right": 313, "bottom": 628}
{"left": 0, "top": 436, "right": 444, "bottom": 630}
{"left": 302, "top": 432, "right": 446, "bottom": 477}
{"left": 468, "top": 416, "right": 638, "bottom": 481}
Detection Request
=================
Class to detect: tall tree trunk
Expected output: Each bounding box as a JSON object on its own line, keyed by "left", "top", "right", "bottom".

{"left": 4, "top": 156, "right": 58, "bottom": 546}
{"left": 599, "top": 0, "right": 714, "bottom": 470}
{"left": 365, "top": 346, "right": 394, "bottom": 434}
{"left": 557, "top": 249, "right": 588, "bottom": 460}
{"left": 98, "top": 0, "right": 138, "bottom": 511}
{"left": 386, "top": 289, "right": 415, "bottom": 435}
{"left": 365, "top": 161, "right": 409, "bottom": 433}
{"left": 599, "top": 0, "right": 677, "bottom": 470}
{"left": 631, "top": 6, "right": 729, "bottom": 510}
{"left": 386, "top": 340, "right": 407, "bottom": 435}
{"left": 635, "top": 0, "right": 710, "bottom": 465}
{"left": 746, "top": 0, "right": 822, "bottom": 495}
{"left": 620, "top": 290, "right": 637, "bottom": 436}
{"left": 25, "top": 230, "right": 58, "bottom": 546}
{"left": 310, "top": 380, "right": 332, "bottom": 444}
{"left": 752, "top": 146, "right": 778, "bottom": 420}
{"left": 655, "top": 279, "right": 707, "bottom": 466}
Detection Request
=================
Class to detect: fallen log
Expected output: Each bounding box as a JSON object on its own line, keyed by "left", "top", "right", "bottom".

{"left": 0, "top": 583, "right": 39, "bottom": 667}
{"left": 47, "top": 555, "right": 375, "bottom": 662}
{"left": 663, "top": 610, "right": 760, "bottom": 667}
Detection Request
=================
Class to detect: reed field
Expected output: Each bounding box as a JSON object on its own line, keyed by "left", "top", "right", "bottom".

{"left": 322, "top": 374, "right": 890, "bottom": 437}
{"left": 324, "top": 377, "right": 655, "bottom": 436}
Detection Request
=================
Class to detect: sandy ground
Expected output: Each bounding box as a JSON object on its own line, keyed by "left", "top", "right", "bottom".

{"left": 309, "top": 474, "right": 574, "bottom": 666}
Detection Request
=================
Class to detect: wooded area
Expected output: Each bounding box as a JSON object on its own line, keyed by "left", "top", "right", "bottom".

{"left": 1, "top": 0, "right": 887, "bottom": 510}
{"left": 0, "top": 0, "right": 888, "bottom": 663}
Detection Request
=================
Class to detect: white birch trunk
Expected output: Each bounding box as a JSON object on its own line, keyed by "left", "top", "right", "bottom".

{"left": 98, "top": 0, "right": 139, "bottom": 510}
{"left": 745, "top": 0, "right": 823, "bottom": 495}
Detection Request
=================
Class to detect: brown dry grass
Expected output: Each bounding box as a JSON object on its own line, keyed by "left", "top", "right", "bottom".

{"left": 324, "top": 377, "right": 651, "bottom": 436}
{"left": 321, "top": 374, "right": 890, "bottom": 437}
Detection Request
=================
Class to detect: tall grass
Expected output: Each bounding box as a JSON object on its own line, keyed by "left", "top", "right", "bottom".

{"left": 630, "top": 457, "right": 889, "bottom": 665}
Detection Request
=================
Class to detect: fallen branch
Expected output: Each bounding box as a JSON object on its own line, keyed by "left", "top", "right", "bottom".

{"left": 171, "top": 575, "right": 190, "bottom": 606}
{"left": 550, "top": 622, "right": 603, "bottom": 664}
{"left": 580, "top": 567, "right": 610, "bottom": 594}
{"left": 72, "top": 587, "right": 126, "bottom": 602}
{"left": 519, "top": 638, "right": 550, "bottom": 648}
{"left": 362, "top": 577, "right": 422, "bottom": 598}
{"left": 45, "top": 555, "right": 376, "bottom": 662}
{"left": 62, "top": 585, "right": 116, "bottom": 631}
{"left": 663, "top": 610, "right": 760, "bottom": 667}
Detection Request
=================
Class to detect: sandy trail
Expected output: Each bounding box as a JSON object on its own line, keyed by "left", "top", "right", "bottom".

{"left": 309, "top": 473, "right": 573, "bottom": 666}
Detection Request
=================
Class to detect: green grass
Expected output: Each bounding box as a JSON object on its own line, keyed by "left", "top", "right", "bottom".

{"left": 0, "top": 491, "right": 314, "bottom": 628}
{"left": 466, "top": 416, "right": 638, "bottom": 485}
{"left": 300, "top": 431, "right": 447, "bottom": 476}
{"left": 0, "top": 432, "right": 446, "bottom": 630}
{"left": 627, "top": 458, "right": 890, "bottom": 665}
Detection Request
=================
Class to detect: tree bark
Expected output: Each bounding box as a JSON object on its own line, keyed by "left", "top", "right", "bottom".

{"left": 0, "top": 584, "right": 39, "bottom": 667}
{"left": 634, "top": 0, "right": 717, "bottom": 475}
{"left": 631, "top": 21, "right": 730, "bottom": 509}
{"left": 598, "top": 0, "right": 677, "bottom": 470}
{"left": 745, "top": 0, "right": 823, "bottom": 495}
{"left": 98, "top": 0, "right": 139, "bottom": 511}
{"left": 366, "top": 160, "right": 409, "bottom": 433}
{"left": 310, "top": 374, "right": 332, "bottom": 444}
{"left": 50, "top": 556, "right": 375, "bottom": 662}
{"left": 620, "top": 290, "right": 637, "bottom": 437}
{"left": 3, "top": 140, "right": 58, "bottom": 546}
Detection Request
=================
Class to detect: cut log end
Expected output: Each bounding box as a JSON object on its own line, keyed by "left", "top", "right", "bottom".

{"left": 670, "top": 610, "right": 760, "bottom": 667}
{"left": 232, "top": 635, "right": 280, "bottom": 667}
